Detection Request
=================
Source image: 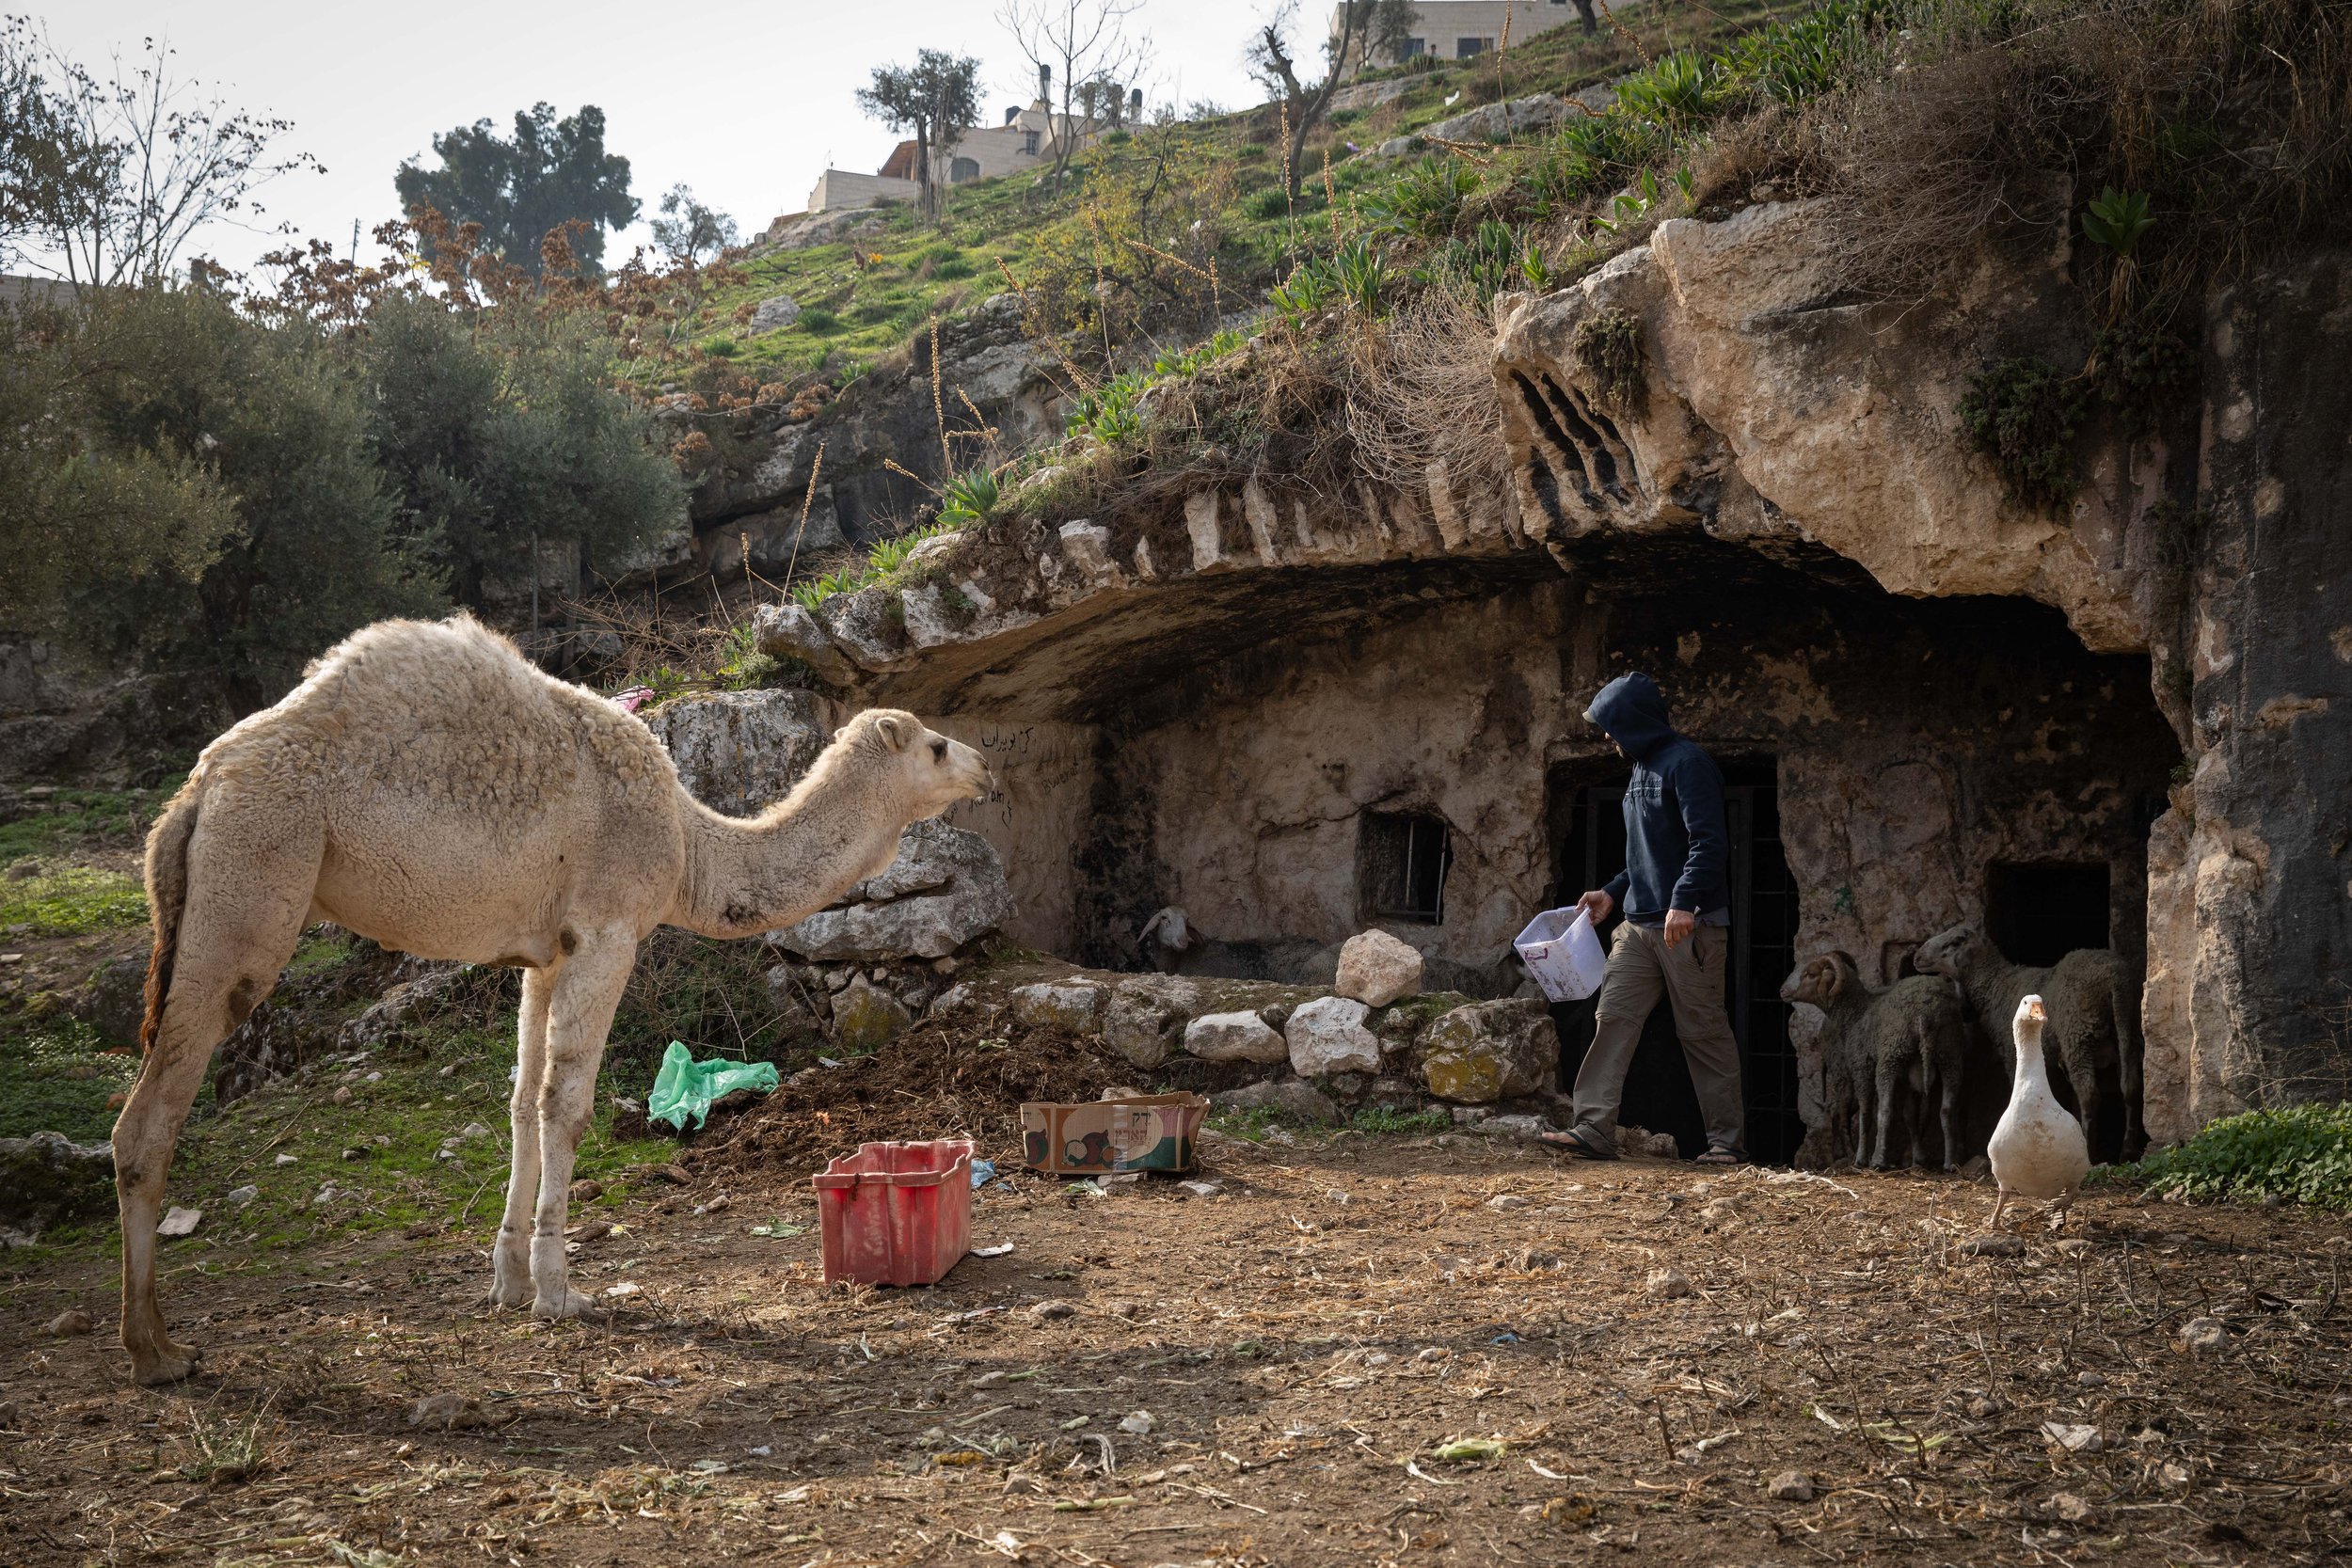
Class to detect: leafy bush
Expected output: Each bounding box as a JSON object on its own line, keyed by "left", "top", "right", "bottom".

{"left": 1616, "top": 51, "right": 1722, "bottom": 126}
{"left": 1571, "top": 309, "right": 1646, "bottom": 408}
{"left": 1269, "top": 255, "right": 1342, "bottom": 320}
{"left": 1359, "top": 157, "right": 1480, "bottom": 240}
{"left": 2089, "top": 322, "right": 2196, "bottom": 431}
{"left": 1958, "top": 356, "right": 2090, "bottom": 512}
{"left": 1066, "top": 375, "right": 1147, "bottom": 443}
{"left": 2123, "top": 1103, "right": 2352, "bottom": 1211}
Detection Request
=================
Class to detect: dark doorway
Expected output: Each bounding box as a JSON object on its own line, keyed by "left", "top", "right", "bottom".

{"left": 1544, "top": 758, "right": 1804, "bottom": 1164}
{"left": 1985, "top": 861, "right": 2110, "bottom": 965}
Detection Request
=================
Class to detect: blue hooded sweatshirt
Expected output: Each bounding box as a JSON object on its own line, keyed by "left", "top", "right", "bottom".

{"left": 1584, "top": 673, "right": 1730, "bottom": 925}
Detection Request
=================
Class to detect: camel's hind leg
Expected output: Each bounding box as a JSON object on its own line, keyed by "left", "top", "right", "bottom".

{"left": 526, "top": 933, "right": 636, "bottom": 1320}
{"left": 490, "top": 967, "right": 556, "bottom": 1308}
{"left": 115, "top": 823, "right": 315, "bottom": 1384}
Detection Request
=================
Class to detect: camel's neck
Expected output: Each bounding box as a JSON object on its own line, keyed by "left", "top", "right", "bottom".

{"left": 668, "top": 773, "right": 911, "bottom": 940}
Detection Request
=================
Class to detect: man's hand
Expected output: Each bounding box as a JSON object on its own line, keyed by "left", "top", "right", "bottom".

{"left": 1576, "top": 889, "right": 1614, "bottom": 924}
{"left": 1662, "top": 908, "right": 1696, "bottom": 950}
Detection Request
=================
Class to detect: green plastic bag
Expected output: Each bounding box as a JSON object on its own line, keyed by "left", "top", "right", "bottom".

{"left": 644, "top": 1041, "right": 779, "bottom": 1131}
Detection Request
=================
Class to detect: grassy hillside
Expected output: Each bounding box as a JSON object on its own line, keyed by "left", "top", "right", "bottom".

{"left": 666, "top": 0, "right": 1782, "bottom": 385}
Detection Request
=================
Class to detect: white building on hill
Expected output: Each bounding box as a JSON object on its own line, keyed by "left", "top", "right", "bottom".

{"left": 1330, "top": 0, "right": 1599, "bottom": 70}
{"left": 799, "top": 90, "right": 1136, "bottom": 217}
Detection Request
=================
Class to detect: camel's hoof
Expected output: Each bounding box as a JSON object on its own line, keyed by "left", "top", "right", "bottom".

{"left": 487, "top": 1275, "right": 533, "bottom": 1310}
{"left": 531, "top": 1287, "right": 604, "bottom": 1322}
{"left": 132, "top": 1342, "right": 204, "bottom": 1386}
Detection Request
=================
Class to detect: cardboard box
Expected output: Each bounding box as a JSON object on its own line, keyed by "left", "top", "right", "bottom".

{"left": 1020, "top": 1094, "right": 1208, "bottom": 1175}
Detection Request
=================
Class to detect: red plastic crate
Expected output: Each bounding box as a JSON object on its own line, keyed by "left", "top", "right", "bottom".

{"left": 813, "top": 1138, "right": 976, "bottom": 1286}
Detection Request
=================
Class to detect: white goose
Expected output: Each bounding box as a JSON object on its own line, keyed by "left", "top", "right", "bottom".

{"left": 1986, "top": 994, "right": 2091, "bottom": 1228}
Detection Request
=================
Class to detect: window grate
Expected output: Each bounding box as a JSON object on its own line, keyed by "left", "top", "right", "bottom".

{"left": 1359, "top": 812, "right": 1452, "bottom": 925}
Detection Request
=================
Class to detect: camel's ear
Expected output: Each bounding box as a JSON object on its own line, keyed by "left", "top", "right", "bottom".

{"left": 871, "top": 713, "right": 916, "bottom": 752}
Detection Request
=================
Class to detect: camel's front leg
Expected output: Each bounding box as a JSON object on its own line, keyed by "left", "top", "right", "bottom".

{"left": 529, "top": 935, "right": 635, "bottom": 1320}
{"left": 490, "top": 967, "right": 555, "bottom": 1308}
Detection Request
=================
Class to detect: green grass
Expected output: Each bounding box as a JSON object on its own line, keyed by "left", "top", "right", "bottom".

{"left": 0, "top": 1015, "right": 142, "bottom": 1142}
{"left": 1349, "top": 1104, "right": 1453, "bottom": 1134}
{"left": 15, "top": 1008, "right": 682, "bottom": 1262}
{"left": 2121, "top": 1103, "right": 2352, "bottom": 1211}
{"left": 0, "top": 861, "right": 148, "bottom": 937}
{"left": 0, "top": 783, "right": 170, "bottom": 863}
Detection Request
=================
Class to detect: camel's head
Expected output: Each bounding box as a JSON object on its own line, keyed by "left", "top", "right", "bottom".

{"left": 1779, "top": 951, "right": 1858, "bottom": 1007}
{"left": 1912, "top": 923, "right": 1984, "bottom": 980}
{"left": 858, "top": 709, "right": 994, "bottom": 817}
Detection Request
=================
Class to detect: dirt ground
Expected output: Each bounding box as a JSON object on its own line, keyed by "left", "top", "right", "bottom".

{"left": 5, "top": 1114, "right": 2348, "bottom": 1568}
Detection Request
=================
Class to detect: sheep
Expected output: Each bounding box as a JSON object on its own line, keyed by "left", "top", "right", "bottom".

{"left": 1780, "top": 952, "right": 1971, "bottom": 1169}
{"left": 1138, "top": 906, "right": 1336, "bottom": 984}
{"left": 1913, "top": 923, "right": 2145, "bottom": 1161}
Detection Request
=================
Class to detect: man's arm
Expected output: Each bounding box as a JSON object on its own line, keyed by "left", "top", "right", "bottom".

{"left": 1664, "top": 756, "right": 1727, "bottom": 947}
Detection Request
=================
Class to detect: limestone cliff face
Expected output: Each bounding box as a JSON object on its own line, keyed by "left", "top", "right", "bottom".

{"left": 759, "top": 198, "right": 2347, "bottom": 1148}
{"left": 1489, "top": 200, "right": 2349, "bottom": 1141}
{"left": 1492, "top": 200, "right": 2154, "bottom": 654}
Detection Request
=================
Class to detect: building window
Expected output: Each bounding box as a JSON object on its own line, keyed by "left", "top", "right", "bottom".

{"left": 1023, "top": 129, "right": 1041, "bottom": 155}
{"left": 1360, "top": 812, "right": 1453, "bottom": 925}
{"left": 950, "top": 156, "right": 979, "bottom": 183}
{"left": 1984, "top": 861, "right": 2110, "bottom": 966}
{"left": 1399, "top": 36, "right": 1425, "bottom": 57}
{"left": 1456, "top": 35, "right": 1493, "bottom": 57}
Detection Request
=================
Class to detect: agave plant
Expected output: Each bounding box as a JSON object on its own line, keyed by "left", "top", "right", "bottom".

{"left": 1616, "top": 51, "right": 1719, "bottom": 126}
{"left": 1358, "top": 156, "right": 1480, "bottom": 240}
{"left": 1269, "top": 255, "right": 1343, "bottom": 322}
{"left": 1332, "top": 235, "right": 1393, "bottom": 316}
{"left": 940, "top": 467, "right": 1002, "bottom": 528}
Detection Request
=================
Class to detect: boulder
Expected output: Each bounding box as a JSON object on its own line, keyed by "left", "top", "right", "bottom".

{"left": 339, "top": 964, "right": 466, "bottom": 1052}
{"left": 1012, "top": 982, "right": 1106, "bottom": 1033}
{"left": 750, "top": 293, "right": 802, "bottom": 331}
{"left": 1333, "top": 929, "right": 1423, "bottom": 1007}
{"left": 831, "top": 975, "right": 914, "bottom": 1053}
{"left": 0, "top": 1132, "right": 114, "bottom": 1236}
{"left": 1416, "top": 999, "right": 1558, "bottom": 1103}
{"left": 751, "top": 602, "right": 863, "bottom": 688}
{"left": 75, "top": 953, "right": 148, "bottom": 1048}
{"left": 1183, "top": 1010, "right": 1289, "bottom": 1064}
{"left": 1286, "top": 995, "right": 1381, "bottom": 1076}
{"left": 1212, "top": 1078, "right": 1342, "bottom": 1124}
{"left": 1104, "top": 976, "right": 1192, "bottom": 1069}
{"left": 771, "top": 820, "right": 1014, "bottom": 960}
{"left": 644, "top": 688, "right": 828, "bottom": 817}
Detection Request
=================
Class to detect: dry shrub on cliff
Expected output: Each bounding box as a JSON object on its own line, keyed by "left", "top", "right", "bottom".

{"left": 1815, "top": 0, "right": 2352, "bottom": 308}
{"left": 1345, "top": 293, "right": 1511, "bottom": 503}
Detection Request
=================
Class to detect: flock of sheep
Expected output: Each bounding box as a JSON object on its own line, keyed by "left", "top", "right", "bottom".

{"left": 1783, "top": 922, "right": 2144, "bottom": 1170}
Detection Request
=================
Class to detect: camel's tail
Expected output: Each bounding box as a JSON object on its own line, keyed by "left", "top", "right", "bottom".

{"left": 138, "top": 779, "right": 201, "bottom": 1056}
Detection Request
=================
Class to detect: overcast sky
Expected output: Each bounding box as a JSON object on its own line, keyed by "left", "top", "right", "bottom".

{"left": 32, "top": 0, "right": 1285, "bottom": 277}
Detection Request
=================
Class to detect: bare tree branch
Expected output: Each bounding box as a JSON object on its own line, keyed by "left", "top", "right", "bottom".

{"left": 996, "top": 0, "right": 1152, "bottom": 197}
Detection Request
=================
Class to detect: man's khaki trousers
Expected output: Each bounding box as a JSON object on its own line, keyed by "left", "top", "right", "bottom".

{"left": 1568, "top": 920, "right": 1745, "bottom": 1155}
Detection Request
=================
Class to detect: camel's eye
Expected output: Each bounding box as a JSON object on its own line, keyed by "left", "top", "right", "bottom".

{"left": 931, "top": 739, "right": 948, "bottom": 762}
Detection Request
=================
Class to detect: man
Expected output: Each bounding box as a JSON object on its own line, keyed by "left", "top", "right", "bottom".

{"left": 1540, "top": 672, "right": 1746, "bottom": 1165}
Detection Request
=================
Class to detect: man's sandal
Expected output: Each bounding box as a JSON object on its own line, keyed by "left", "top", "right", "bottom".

{"left": 1693, "top": 1146, "right": 1747, "bottom": 1166}
{"left": 1536, "top": 1128, "right": 1616, "bottom": 1161}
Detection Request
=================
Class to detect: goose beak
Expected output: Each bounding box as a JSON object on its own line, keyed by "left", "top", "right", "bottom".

{"left": 2022, "top": 995, "right": 2046, "bottom": 1023}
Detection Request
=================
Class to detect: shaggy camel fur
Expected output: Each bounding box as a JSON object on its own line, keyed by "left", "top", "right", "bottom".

{"left": 114, "top": 615, "right": 992, "bottom": 1386}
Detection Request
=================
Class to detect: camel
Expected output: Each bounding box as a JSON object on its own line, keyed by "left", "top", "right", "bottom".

{"left": 112, "top": 614, "right": 993, "bottom": 1386}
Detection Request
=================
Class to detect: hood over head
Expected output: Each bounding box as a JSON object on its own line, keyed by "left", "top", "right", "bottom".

{"left": 1584, "top": 672, "right": 1676, "bottom": 760}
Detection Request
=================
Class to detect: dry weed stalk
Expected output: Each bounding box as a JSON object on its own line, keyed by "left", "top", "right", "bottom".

{"left": 1345, "top": 293, "right": 1512, "bottom": 504}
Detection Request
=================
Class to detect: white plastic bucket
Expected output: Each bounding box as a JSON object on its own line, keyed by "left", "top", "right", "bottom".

{"left": 1515, "top": 906, "right": 1609, "bottom": 1004}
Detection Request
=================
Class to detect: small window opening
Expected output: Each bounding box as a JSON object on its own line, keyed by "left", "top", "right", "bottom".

{"left": 1455, "top": 35, "right": 1492, "bottom": 57}
{"left": 1984, "top": 861, "right": 2110, "bottom": 966}
{"left": 1360, "top": 812, "right": 1453, "bottom": 924}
